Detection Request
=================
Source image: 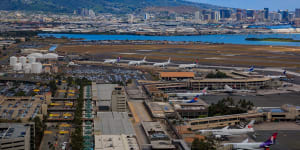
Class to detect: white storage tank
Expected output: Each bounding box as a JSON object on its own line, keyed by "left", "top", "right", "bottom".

{"left": 10, "top": 56, "right": 18, "bottom": 66}
{"left": 13, "top": 63, "right": 22, "bottom": 71}
{"left": 23, "top": 63, "right": 31, "bottom": 73}
{"left": 31, "top": 62, "right": 42, "bottom": 74}
{"left": 19, "top": 56, "right": 27, "bottom": 65}
{"left": 27, "top": 56, "right": 36, "bottom": 63}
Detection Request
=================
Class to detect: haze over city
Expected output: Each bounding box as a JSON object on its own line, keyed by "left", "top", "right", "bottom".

{"left": 189, "top": 0, "right": 299, "bottom": 10}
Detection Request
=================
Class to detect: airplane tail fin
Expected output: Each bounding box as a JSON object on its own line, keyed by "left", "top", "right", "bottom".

{"left": 244, "top": 120, "right": 255, "bottom": 129}
{"left": 186, "top": 95, "right": 200, "bottom": 103}
{"left": 202, "top": 87, "right": 208, "bottom": 95}
{"left": 283, "top": 70, "right": 287, "bottom": 75}
{"left": 117, "top": 56, "right": 121, "bottom": 62}
{"left": 143, "top": 56, "right": 147, "bottom": 61}
{"left": 262, "top": 133, "right": 278, "bottom": 147}
{"left": 168, "top": 58, "right": 171, "bottom": 63}
{"left": 248, "top": 66, "right": 254, "bottom": 72}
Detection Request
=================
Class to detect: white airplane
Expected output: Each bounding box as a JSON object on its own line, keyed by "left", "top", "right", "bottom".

{"left": 153, "top": 58, "right": 171, "bottom": 67}
{"left": 169, "top": 87, "right": 208, "bottom": 97}
{"left": 178, "top": 60, "right": 198, "bottom": 69}
{"left": 128, "top": 57, "right": 147, "bottom": 66}
{"left": 213, "top": 85, "right": 254, "bottom": 93}
{"left": 104, "top": 57, "right": 121, "bottom": 64}
{"left": 267, "top": 70, "right": 287, "bottom": 79}
{"left": 169, "top": 95, "right": 201, "bottom": 103}
{"left": 223, "top": 133, "right": 278, "bottom": 150}
{"left": 198, "top": 120, "right": 255, "bottom": 138}
{"left": 178, "top": 63, "right": 197, "bottom": 69}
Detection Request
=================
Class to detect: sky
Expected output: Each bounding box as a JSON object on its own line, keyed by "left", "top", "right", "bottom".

{"left": 187, "top": 0, "right": 299, "bottom": 11}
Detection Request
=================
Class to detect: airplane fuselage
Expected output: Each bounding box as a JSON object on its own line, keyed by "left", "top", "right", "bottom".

{"left": 179, "top": 64, "right": 197, "bottom": 69}
{"left": 201, "top": 128, "right": 254, "bottom": 136}
{"left": 153, "top": 63, "right": 168, "bottom": 67}
{"left": 174, "top": 93, "right": 205, "bottom": 97}
{"left": 227, "top": 143, "right": 262, "bottom": 150}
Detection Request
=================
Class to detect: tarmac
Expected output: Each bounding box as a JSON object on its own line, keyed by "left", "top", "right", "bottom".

{"left": 202, "top": 92, "right": 300, "bottom": 107}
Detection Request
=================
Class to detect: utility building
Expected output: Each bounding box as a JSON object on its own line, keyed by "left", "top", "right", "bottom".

{"left": 111, "top": 86, "right": 127, "bottom": 112}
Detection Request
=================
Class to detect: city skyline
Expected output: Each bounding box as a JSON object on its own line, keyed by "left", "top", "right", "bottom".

{"left": 188, "top": 0, "right": 299, "bottom": 11}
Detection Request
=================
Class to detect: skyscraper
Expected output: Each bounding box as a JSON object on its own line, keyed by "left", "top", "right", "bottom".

{"left": 264, "top": 8, "right": 269, "bottom": 20}
{"left": 195, "top": 11, "right": 200, "bottom": 22}
{"left": 295, "top": 8, "right": 300, "bottom": 18}
{"left": 236, "top": 9, "right": 242, "bottom": 21}
{"left": 279, "top": 10, "right": 289, "bottom": 22}
{"left": 246, "top": 9, "right": 255, "bottom": 18}
{"left": 220, "top": 9, "right": 231, "bottom": 19}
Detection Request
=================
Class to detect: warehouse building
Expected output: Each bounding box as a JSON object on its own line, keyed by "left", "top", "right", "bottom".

{"left": 189, "top": 77, "right": 273, "bottom": 90}
{"left": 159, "top": 72, "right": 195, "bottom": 81}
{"left": 92, "top": 83, "right": 118, "bottom": 111}
{"left": 173, "top": 99, "right": 209, "bottom": 118}
{"left": 94, "top": 112, "right": 139, "bottom": 150}
{"left": 94, "top": 112, "right": 135, "bottom": 135}
{"left": 141, "top": 121, "right": 176, "bottom": 150}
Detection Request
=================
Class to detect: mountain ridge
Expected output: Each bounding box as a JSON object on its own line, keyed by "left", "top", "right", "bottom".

{"left": 0, "top": 0, "right": 226, "bottom": 14}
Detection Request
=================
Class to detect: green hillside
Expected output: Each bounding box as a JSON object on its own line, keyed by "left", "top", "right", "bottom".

{"left": 0, "top": 0, "right": 223, "bottom": 14}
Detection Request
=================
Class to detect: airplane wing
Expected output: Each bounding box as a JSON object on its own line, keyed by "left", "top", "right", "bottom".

{"left": 214, "top": 132, "right": 233, "bottom": 136}
{"left": 222, "top": 126, "right": 229, "bottom": 130}
{"left": 242, "top": 139, "right": 249, "bottom": 143}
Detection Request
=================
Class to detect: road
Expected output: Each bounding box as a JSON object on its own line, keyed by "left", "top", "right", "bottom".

{"left": 128, "top": 100, "right": 152, "bottom": 149}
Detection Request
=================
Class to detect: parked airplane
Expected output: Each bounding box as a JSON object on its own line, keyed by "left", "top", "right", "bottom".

{"left": 153, "top": 58, "right": 171, "bottom": 67}
{"left": 213, "top": 85, "right": 254, "bottom": 93}
{"left": 128, "top": 57, "right": 147, "bottom": 66}
{"left": 223, "top": 133, "right": 278, "bottom": 150}
{"left": 104, "top": 57, "right": 121, "bottom": 64}
{"left": 178, "top": 60, "right": 198, "bottom": 69}
{"left": 267, "top": 70, "right": 287, "bottom": 79}
{"left": 198, "top": 120, "right": 255, "bottom": 138}
{"left": 169, "top": 95, "right": 201, "bottom": 103}
{"left": 170, "top": 87, "right": 208, "bottom": 97}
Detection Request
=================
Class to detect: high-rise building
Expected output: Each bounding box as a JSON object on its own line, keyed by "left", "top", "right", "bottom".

{"left": 279, "top": 10, "right": 289, "bottom": 22}
{"left": 236, "top": 9, "right": 242, "bottom": 21}
{"left": 111, "top": 86, "right": 127, "bottom": 112}
{"left": 144, "top": 13, "right": 149, "bottom": 21}
{"left": 269, "top": 12, "right": 281, "bottom": 22}
{"left": 128, "top": 14, "right": 134, "bottom": 23}
{"left": 264, "top": 8, "right": 269, "bottom": 20}
{"left": 195, "top": 11, "right": 200, "bottom": 22}
{"left": 246, "top": 9, "right": 255, "bottom": 18}
{"left": 220, "top": 9, "right": 231, "bottom": 19}
{"left": 210, "top": 11, "right": 220, "bottom": 22}
{"left": 295, "top": 8, "right": 300, "bottom": 18}
{"left": 88, "top": 9, "right": 95, "bottom": 17}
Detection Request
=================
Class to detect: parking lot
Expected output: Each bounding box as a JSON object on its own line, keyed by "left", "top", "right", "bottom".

{"left": 0, "top": 96, "right": 44, "bottom": 121}
{"left": 66, "top": 65, "right": 151, "bottom": 83}
{"left": 41, "top": 122, "right": 71, "bottom": 150}
{"left": 0, "top": 82, "right": 50, "bottom": 97}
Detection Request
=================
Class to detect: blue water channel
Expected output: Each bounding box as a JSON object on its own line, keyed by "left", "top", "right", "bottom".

{"left": 39, "top": 33, "right": 300, "bottom": 46}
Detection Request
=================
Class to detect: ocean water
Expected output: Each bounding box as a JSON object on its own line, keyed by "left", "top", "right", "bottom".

{"left": 39, "top": 33, "right": 300, "bottom": 46}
